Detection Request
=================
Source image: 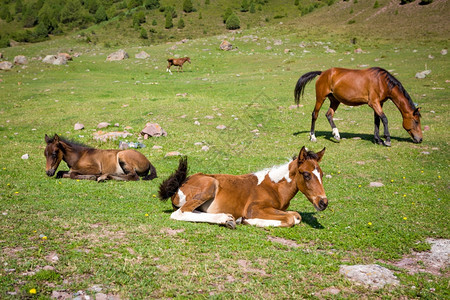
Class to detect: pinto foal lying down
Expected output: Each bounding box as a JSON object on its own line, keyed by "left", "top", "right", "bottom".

{"left": 158, "top": 147, "right": 328, "bottom": 228}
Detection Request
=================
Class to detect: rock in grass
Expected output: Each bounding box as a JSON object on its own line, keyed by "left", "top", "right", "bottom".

{"left": 97, "top": 122, "right": 110, "bottom": 129}
{"left": 339, "top": 264, "right": 399, "bottom": 288}
{"left": 141, "top": 123, "right": 167, "bottom": 138}
{"left": 220, "top": 40, "right": 233, "bottom": 51}
{"left": 135, "top": 51, "right": 150, "bottom": 59}
{"left": 216, "top": 125, "right": 227, "bottom": 130}
{"left": 369, "top": 182, "right": 384, "bottom": 187}
{"left": 106, "top": 49, "right": 129, "bottom": 61}
{"left": 165, "top": 151, "right": 182, "bottom": 158}
{"left": 74, "top": 122, "right": 84, "bottom": 130}
{"left": 415, "top": 70, "right": 431, "bottom": 79}
{"left": 0, "top": 61, "right": 13, "bottom": 70}
{"left": 14, "top": 55, "right": 27, "bottom": 65}
{"left": 21, "top": 154, "right": 29, "bottom": 160}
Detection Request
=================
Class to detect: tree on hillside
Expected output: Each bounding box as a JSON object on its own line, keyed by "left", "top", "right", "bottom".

{"left": 84, "top": 0, "right": 99, "bottom": 14}
{"left": 144, "top": 0, "right": 160, "bottom": 10}
{"left": 250, "top": 2, "right": 256, "bottom": 13}
{"left": 240, "top": 0, "right": 249, "bottom": 12}
{"left": 38, "top": 2, "right": 60, "bottom": 33}
{"left": 60, "top": 0, "right": 84, "bottom": 24}
{"left": 226, "top": 12, "right": 240, "bottom": 30}
{"left": 15, "top": 0, "right": 24, "bottom": 14}
{"left": 22, "top": 4, "right": 38, "bottom": 27}
{"left": 183, "top": 0, "right": 194, "bottom": 13}
{"left": 128, "top": 0, "right": 143, "bottom": 10}
{"left": 222, "top": 7, "right": 232, "bottom": 23}
{"left": 165, "top": 13, "right": 173, "bottom": 29}
{"left": 133, "top": 10, "right": 146, "bottom": 27}
{"left": 95, "top": 5, "right": 107, "bottom": 23}
{"left": 177, "top": 17, "right": 185, "bottom": 28}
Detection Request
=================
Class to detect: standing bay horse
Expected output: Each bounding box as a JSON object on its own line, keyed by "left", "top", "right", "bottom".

{"left": 294, "top": 67, "right": 422, "bottom": 146}
{"left": 158, "top": 147, "right": 327, "bottom": 229}
{"left": 44, "top": 134, "right": 157, "bottom": 182}
{"left": 166, "top": 57, "right": 191, "bottom": 74}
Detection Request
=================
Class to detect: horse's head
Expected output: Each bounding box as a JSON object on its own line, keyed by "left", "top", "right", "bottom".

{"left": 186, "top": 57, "right": 191, "bottom": 63}
{"left": 403, "top": 107, "right": 422, "bottom": 143}
{"left": 44, "top": 134, "right": 64, "bottom": 177}
{"left": 295, "top": 147, "right": 328, "bottom": 211}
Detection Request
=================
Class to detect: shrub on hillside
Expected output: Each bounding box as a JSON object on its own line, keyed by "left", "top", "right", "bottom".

{"left": 400, "top": 0, "right": 415, "bottom": 4}
{"left": 183, "top": 0, "right": 195, "bottom": 13}
{"left": 226, "top": 12, "right": 240, "bottom": 30}
{"left": 222, "top": 7, "right": 232, "bottom": 23}
{"left": 95, "top": 6, "right": 107, "bottom": 23}
{"left": 144, "top": 0, "right": 160, "bottom": 10}
{"left": 133, "top": 10, "right": 146, "bottom": 27}
{"left": 165, "top": 13, "right": 173, "bottom": 29}
{"left": 140, "top": 27, "right": 148, "bottom": 39}
{"left": 128, "top": 0, "right": 143, "bottom": 10}
{"left": 177, "top": 17, "right": 185, "bottom": 29}
{"left": 241, "top": 0, "right": 249, "bottom": 12}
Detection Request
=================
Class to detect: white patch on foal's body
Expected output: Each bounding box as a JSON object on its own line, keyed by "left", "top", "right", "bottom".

{"left": 176, "top": 189, "right": 187, "bottom": 207}
{"left": 170, "top": 208, "right": 233, "bottom": 225}
{"left": 253, "top": 161, "right": 292, "bottom": 185}
{"left": 244, "top": 218, "right": 282, "bottom": 227}
{"left": 312, "top": 168, "right": 322, "bottom": 184}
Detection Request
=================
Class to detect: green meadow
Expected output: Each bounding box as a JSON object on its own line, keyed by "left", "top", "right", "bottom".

{"left": 0, "top": 0, "right": 449, "bottom": 298}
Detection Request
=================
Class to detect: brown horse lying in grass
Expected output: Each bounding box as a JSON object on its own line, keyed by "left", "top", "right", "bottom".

{"left": 44, "top": 134, "right": 157, "bottom": 182}
{"left": 158, "top": 147, "right": 327, "bottom": 229}
{"left": 166, "top": 57, "right": 191, "bottom": 74}
{"left": 294, "top": 67, "right": 423, "bottom": 146}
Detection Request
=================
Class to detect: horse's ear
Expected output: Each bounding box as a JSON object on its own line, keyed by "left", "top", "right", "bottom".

{"left": 53, "top": 134, "right": 60, "bottom": 143}
{"left": 414, "top": 107, "right": 421, "bottom": 116}
{"left": 45, "top": 134, "right": 50, "bottom": 144}
{"left": 316, "top": 147, "right": 326, "bottom": 162}
{"left": 298, "top": 146, "right": 308, "bottom": 165}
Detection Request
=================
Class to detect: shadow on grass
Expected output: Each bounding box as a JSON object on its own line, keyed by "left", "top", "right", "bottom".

{"left": 299, "top": 212, "right": 324, "bottom": 229}
{"left": 292, "top": 130, "right": 411, "bottom": 144}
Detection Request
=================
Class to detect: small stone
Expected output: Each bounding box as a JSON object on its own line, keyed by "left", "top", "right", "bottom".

{"left": 14, "top": 55, "right": 28, "bottom": 65}
{"left": 114, "top": 123, "right": 120, "bottom": 127}
{"left": 43, "top": 265, "right": 55, "bottom": 271}
{"left": 220, "top": 40, "right": 233, "bottom": 51}
{"left": 284, "top": 49, "right": 290, "bottom": 54}
{"left": 95, "top": 293, "right": 108, "bottom": 300}
{"left": 0, "top": 61, "right": 13, "bottom": 70}
{"left": 325, "top": 174, "right": 332, "bottom": 179}
{"left": 441, "top": 49, "right": 447, "bottom": 55}
{"left": 369, "top": 182, "right": 384, "bottom": 187}
{"left": 152, "top": 145, "right": 162, "bottom": 149}
{"left": 21, "top": 154, "right": 29, "bottom": 160}
{"left": 216, "top": 125, "right": 226, "bottom": 130}
{"left": 141, "top": 123, "right": 167, "bottom": 137}
{"left": 205, "top": 115, "right": 214, "bottom": 119}
{"left": 165, "top": 151, "right": 182, "bottom": 157}
{"left": 106, "top": 49, "right": 129, "bottom": 61}
{"left": 194, "top": 142, "right": 203, "bottom": 146}
{"left": 421, "top": 151, "right": 430, "bottom": 155}
{"left": 339, "top": 264, "right": 399, "bottom": 288}
{"left": 74, "top": 122, "right": 84, "bottom": 130}
{"left": 135, "top": 51, "right": 150, "bottom": 59}
{"left": 97, "top": 122, "right": 110, "bottom": 129}
{"left": 201, "top": 146, "right": 209, "bottom": 151}
{"left": 424, "top": 125, "right": 430, "bottom": 131}
{"left": 194, "top": 121, "right": 200, "bottom": 125}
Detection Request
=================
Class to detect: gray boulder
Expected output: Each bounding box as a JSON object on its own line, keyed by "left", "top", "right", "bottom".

{"left": 107, "top": 49, "right": 129, "bottom": 61}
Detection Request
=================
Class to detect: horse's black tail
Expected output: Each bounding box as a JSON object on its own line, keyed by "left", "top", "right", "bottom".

{"left": 158, "top": 157, "right": 189, "bottom": 201}
{"left": 294, "top": 71, "right": 322, "bottom": 105}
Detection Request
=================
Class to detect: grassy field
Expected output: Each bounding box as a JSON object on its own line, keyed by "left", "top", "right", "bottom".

{"left": 1, "top": 1, "right": 449, "bottom": 299}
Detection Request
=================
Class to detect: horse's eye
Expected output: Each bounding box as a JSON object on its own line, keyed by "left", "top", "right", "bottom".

{"left": 303, "top": 172, "right": 311, "bottom": 180}
{"left": 52, "top": 152, "right": 57, "bottom": 158}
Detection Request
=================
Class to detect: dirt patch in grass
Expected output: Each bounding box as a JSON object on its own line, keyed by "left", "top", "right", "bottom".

{"left": 267, "top": 236, "right": 301, "bottom": 248}
{"left": 2, "top": 246, "right": 24, "bottom": 258}
{"left": 237, "top": 259, "right": 269, "bottom": 277}
{"left": 392, "top": 238, "right": 449, "bottom": 276}
{"left": 160, "top": 228, "right": 185, "bottom": 236}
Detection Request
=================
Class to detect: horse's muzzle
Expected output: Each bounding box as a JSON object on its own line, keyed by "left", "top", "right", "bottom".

{"left": 413, "top": 137, "right": 423, "bottom": 144}
{"left": 46, "top": 169, "right": 55, "bottom": 177}
{"left": 315, "top": 198, "right": 328, "bottom": 211}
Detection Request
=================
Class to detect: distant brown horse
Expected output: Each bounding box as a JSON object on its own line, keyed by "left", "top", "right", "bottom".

{"left": 44, "top": 134, "right": 157, "bottom": 182}
{"left": 158, "top": 147, "right": 327, "bottom": 228}
{"left": 294, "top": 67, "right": 422, "bottom": 146}
{"left": 167, "top": 57, "right": 191, "bottom": 74}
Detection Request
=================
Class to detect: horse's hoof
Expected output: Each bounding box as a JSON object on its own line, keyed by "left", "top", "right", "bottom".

{"left": 374, "top": 139, "right": 383, "bottom": 145}
{"left": 310, "top": 135, "right": 317, "bottom": 142}
{"left": 224, "top": 219, "right": 236, "bottom": 230}
{"left": 384, "top": 141, "right": 391, "bottom": 147}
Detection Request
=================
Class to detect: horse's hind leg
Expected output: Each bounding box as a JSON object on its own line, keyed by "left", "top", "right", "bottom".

{"left": 310, "top": 92, "right": 327, "bottom": 142}
{"left": 171, "top": 178, "right": 236, "bottom": 228}
{"left": 325, "top": 96, "right": 341, "bottom": 141}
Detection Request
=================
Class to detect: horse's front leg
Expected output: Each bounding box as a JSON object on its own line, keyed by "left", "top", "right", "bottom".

{"left": 380, "top": 113, "right": 391, "bottom": 147}
{"left": 244, "top": 206, "right": 300, "bottom": 227}
{"left": 373, "top": 112, "right": 384, "bottom": 145}
{"left": 56, "top": 170, "right": 69, "bottom": 179}
{"left": 68, "top": 171, "right": 97, "bottom": 180}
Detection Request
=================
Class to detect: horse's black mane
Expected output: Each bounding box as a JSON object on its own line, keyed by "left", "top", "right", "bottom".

{"left": 292, "top": 150, "right": 319, "bottom": 161}
{"left": 49, "top": 135, "right": 94, "bottom": 150}
{"left": 370, "top": 67, "right": 416, "bottom": 111}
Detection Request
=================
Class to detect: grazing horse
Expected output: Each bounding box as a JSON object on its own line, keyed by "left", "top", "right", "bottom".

{"left": 166, "top": 57, "right": 191, "bottom": 74}
{"left": 44, "top": 134, "right": 157, "bottom": 182}
{"left": 294, "top": 67, "right": 423, "bottom": 146}
{"left": 158, "top": 147, "right": 327, "bottom": 229}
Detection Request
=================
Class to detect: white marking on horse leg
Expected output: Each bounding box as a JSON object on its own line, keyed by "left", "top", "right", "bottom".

{"left": 177, "top": 189, "right": 186, "bottom": 207}
{"left": 332, "top": 128, "right": 340, "bottom": 140}
{"left": 310, "top": 134, "right": 317, "bottom": 142}
{"left": 244, "top": 218, "right": 282, "bottom": 227}
{"left": 312, "top": 168, "right": 322, "bottom": 184}
{"left": 170, "top": 209, "right": 234, "bottom": 225}
{"left": 294, "top": 216, "right": 301, "bottom": 225}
